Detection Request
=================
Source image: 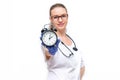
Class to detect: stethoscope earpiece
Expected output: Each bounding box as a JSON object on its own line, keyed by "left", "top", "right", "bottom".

{"left": 73, "top": 47, "right": 78, "bottom": 51}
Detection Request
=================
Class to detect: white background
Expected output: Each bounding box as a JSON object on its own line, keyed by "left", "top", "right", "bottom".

{"left": 1, "top": 0, "right": 120, "bottom": 80}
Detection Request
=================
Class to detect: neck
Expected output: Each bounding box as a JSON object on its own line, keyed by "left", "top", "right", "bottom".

{"left": 56, "top": 30, "right": 72, "bottom": 46}
{"left": 57, "top": 32, "right": 66, "bottom": 37}
{"left": 56, "top": 30, "right": 66, "bottom": 37}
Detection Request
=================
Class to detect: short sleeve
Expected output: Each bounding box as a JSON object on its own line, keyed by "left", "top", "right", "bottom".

{"left": 80, "top": 56, "right": 85, "bottom": 68}
{"left": 79, "top": 50, "right": 85, "bottom": 68}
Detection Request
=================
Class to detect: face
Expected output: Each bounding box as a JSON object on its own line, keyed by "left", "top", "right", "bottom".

{"left": 50, "top": 7, "right": 68, "bottom": 32}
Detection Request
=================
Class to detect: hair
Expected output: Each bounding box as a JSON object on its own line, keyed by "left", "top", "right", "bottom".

{"left": 49, "top": 3, "right": 67, "bottom": 16}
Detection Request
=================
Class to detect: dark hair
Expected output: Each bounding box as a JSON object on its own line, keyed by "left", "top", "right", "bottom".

{"left": 49, "top": 3, "right": 67, "bottom": 16}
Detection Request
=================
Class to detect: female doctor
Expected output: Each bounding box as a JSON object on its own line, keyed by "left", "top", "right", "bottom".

{"left": 41, "top": 3, "right": 85, "bottom": 80}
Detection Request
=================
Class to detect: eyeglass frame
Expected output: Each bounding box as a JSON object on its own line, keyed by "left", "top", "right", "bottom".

{"left": 50, "top": 14, "right": 68, "bottom": 21}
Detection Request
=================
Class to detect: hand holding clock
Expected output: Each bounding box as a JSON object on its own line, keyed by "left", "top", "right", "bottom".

{"left": 40, "top": 30, "right": 60, "bottom": 55}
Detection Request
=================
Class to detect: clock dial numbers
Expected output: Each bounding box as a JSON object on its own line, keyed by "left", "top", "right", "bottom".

{"left": 41, "top": 31, "right": 57, "bottom": 46}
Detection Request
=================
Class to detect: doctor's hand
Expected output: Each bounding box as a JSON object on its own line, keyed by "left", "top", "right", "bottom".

{"left": 40, "top": 34, "right": 60, "bottom": 55}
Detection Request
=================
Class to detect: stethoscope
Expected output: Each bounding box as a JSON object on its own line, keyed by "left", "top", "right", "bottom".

{"left": 58, "top": 34, "right": 78, "bottom": 58}
{"left": 41, "top": 23, "right": 78, "bottom": 57}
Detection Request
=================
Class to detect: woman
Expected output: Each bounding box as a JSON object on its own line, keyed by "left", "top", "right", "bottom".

{"left": 41, "top": 3, "right": 85, "bottom": 80}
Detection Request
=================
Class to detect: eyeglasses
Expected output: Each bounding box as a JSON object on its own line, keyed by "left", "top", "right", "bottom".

{"left": 51, "top": 14, "right": 68, "bottom": 21}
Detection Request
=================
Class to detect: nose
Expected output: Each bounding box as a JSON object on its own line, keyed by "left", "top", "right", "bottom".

{"left": 58, "top": 17, "right": 63, "bottom": 22}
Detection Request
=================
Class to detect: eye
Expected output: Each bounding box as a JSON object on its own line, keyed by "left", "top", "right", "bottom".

{"left": 61, "top": 14, "right": 68, "bottom": 18}
{"left": 53, "top": 16, "right": 59, "bottom": 19}
{"left": 62, "top": 15, "right": 66, "bottom": 18}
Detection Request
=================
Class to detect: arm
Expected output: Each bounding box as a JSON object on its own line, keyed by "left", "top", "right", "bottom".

{"left": 80, "top": 66, "right": 85, "bottom": 80}
{"left": 80, "top": 54, "right": 85, "bottom": 80}
{"left": 40, "top": 39, "right": 60, "bottom": 60}
{"left": 45, "top": 50, "right": 51, "bottom": 60}
{"left": 42, "top": 46, "right": 52, "bottom": 60}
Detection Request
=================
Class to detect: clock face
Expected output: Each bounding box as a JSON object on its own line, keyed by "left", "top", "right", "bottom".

{"left": 41, "top": 30, "right": 57, "bottom": 46}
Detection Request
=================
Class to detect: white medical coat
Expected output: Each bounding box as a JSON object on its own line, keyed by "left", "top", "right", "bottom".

{"left": 42, "top": 36, "right": 84, "bottom": 80}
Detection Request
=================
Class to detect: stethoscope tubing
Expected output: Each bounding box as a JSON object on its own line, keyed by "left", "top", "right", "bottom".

{"left": 58, "top": 34, "right": 78, "bottom": 58}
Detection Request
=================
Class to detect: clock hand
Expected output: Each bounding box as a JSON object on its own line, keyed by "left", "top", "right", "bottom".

{"left": 49, "top": 35, "right": 53, "bottom": 40}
